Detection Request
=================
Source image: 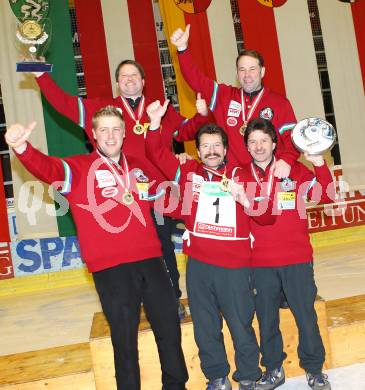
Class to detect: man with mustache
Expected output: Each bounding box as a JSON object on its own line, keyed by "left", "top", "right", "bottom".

{"left": 145, "top": 99, "right": 276, "bottom": 390}
{"left": 170, "top": 24, "right": 300, "bottom": 310}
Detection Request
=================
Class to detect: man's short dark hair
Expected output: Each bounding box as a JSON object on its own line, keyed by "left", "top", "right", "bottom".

{"left": 243, "top": 118, "right": 277, "bottom": 145}
{"left": 195, "top": 123, "right": 228, "bottom": 149}
{"left": 236, "top": 49, "right": 264, "bottom": 68}
{"left": 115, "top": 60, "right": 145, "bottom": 81}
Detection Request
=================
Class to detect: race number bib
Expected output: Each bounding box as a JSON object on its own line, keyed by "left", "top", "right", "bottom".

{"left": 193, "top": 182, "right": 237, "bottom": 239}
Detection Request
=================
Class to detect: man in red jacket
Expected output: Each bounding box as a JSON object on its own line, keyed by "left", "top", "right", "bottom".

{"left": 170, "top": 25, "right": 301, "bottom": 310}
{"left": 244, "top": 118, "right": 333, "bottom": 390}
{"left": 5, "top": 106, "right": 188, "bottom": 390}
{"left": 170, "top": 25, "right": 300, "bottom": 178}
{"left": 32, "top": 60, "right": 209, "bottom": 315}
{"left": 145, "top": 99, "right": 276, "bottom": 390}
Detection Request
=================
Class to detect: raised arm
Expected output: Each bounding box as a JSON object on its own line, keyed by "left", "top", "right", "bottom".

{"left": 170, "top": 25, "right": 217, "bottom": 107}
{"left": 146, "top": 100, "right": 181, "bottom": 181}
{"left": 302, "top": 152, "right": 335, "bottom": 204}
{"left": 35, "top": 73, "right": 80, "bottom": 125}
{"left": 162, "top": 92, "right": 214, "bottom": 144}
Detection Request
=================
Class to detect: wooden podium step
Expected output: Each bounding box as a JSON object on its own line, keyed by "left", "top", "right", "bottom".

{"left": 89, "top": 297, "right": 331, "bottom": 390}
{"left": 326, "top": 294, "right": 365, "bottom": 368}
{"left": 0, "top": 343, "right": 95, "bottom": 389}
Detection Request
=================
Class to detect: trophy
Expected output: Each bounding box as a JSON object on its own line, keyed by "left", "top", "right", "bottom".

{"left": 291, "top": 117, "right": 337, "bottom": 155}
{"left": 9, "top": 0, "right": 52, "bottom": 72}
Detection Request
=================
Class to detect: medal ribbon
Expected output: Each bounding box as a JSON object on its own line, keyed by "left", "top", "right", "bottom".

{"left": 203, "top": 166, "right": 226, "bottom": 180}
{"left": 250, "top": 156, "right": 275, "bottom": 198}
{"left": 119, "top": 95, "right": 145, "bottom": 125}
{"left": 203, "top": 166, "right": 242, "bottom": 180}
{"left": 97, "top": 150, "right": 131, "bottom": 193}
{"left": 240, "top": 87, "right": 265, "bottom": 125}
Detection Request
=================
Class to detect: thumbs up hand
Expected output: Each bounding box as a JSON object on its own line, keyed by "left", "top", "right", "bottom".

{"left": 196, "top": 92, "right": 209, "bottom": 117}
{"left": 5, "top": 122, "right": 36, "bottom": 153}
{"left": 170, "top": 24, "right": 191, "bottom": 51}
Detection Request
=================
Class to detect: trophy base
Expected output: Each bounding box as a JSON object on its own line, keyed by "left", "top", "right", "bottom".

{"left": 16, "top": 62, "right": 53, "bottom": 73}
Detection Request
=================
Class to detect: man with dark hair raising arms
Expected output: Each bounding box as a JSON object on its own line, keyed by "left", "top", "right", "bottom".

{"left": 170, "top": 25, "right": 300, "bottom": 179}
{"left": 145, "top": 99, "right": 276, "bottom": 390}
{"left": 5, "top": 106, "right": 188, "bottom": 390}
{"left": 170, "top": 24, "right": 301, "bottom": 310}
{"left": 244, "top": 118, "right": 334, "bottom": 390}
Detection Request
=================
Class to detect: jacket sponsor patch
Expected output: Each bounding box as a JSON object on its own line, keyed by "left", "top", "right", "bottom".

{"left": 132, "top": 168, "right": 149, "bottom": 183}
{"left": 228, "top": 100, "right": 241, "bottom": 110}
{"left": 192, "top": 174, "right": 204, "bottom": 201}
{"left": 228, "top": 108, "right": 241, "bottom": 117}
{"left": 280, "top": 178, "right": 295, "bottom": 192}
{"left": 95, "top": 170, "right": 116, "bottom": 188}
{"left": 260, "top": 107, "right": 274, "bottom": 120}
{"left": 101, "top": 186, "right": 119, "bottom": 198}
{"left": 226, "top": 117, "right": 238, "bottom": 127}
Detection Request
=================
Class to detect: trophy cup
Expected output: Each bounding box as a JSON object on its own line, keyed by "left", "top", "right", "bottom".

{"left": 291, "top": 117, "right": 337, "bottom": 155}
{"left": 9, "top": 0, "right": 52, "bottom": 72}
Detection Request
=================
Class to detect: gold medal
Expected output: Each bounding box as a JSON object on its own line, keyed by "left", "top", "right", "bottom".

{"left": 239, "top": 122, "right": 247, "bottom": 136}
{"left": 143, "top": 122, "right": 150, "bottom": 131}
{"left": 133, "top": 121, "right": 145, "bottom": 135}
{"left": 122, "top": 191, "right": 134, "bottom": 205}
{"left": 239, "top": 88, "right": 265, "bottom": 136}
{"left": 220, "top": 176, "right": 231, "bottom": 192}
{"left": 20, "top": 20, "right": 42, "bottom": 40}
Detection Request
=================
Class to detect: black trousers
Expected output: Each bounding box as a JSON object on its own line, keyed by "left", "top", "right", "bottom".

{"left": 151, "top": 211, "right": 182, "bottom": 299}
{"left": 187, "top": 258, "right": 261, "bottom": 382}
{"left": 253, "top": 263, "right": 325, "bottom": 375}
{"left": 93, "top": 258, "right": 188, "bottom": 390}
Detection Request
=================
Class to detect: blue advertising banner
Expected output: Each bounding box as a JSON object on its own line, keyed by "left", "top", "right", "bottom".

{"left": 11, "top": 236, "right": 85, "bottom": 277}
